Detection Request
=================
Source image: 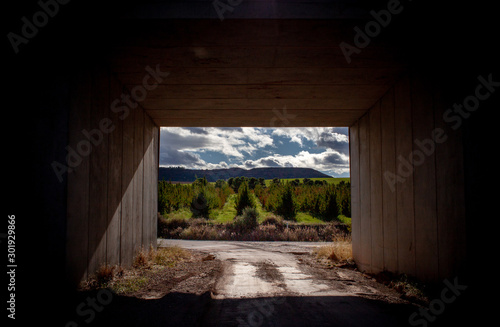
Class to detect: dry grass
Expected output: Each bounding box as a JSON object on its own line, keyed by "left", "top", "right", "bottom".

{"left": 84, "top": 246, "right": 192, "bottom": 294}
{"left": 115, "top": 246, "right": 192, "bottom": 294}
{"left": 314, "top": 234, "right": 353, "bottom": 264}
{"left": 134, "top": 245, "right": 191, "bottom": 268}
{"left": 95, "top": 265, "right": 116, "bottom": 286}
{"left": 153, "top": 246, "right": 191, "bottom": 266}
{"left": 133, "top": 249, "right": 151, "bottom": 268}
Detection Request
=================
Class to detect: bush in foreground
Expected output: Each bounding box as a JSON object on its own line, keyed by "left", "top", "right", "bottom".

{"left": 261, "top": 214, "right": 284, "bottom": 227}
{"left": 233, "top": 207, "right": 259, "bottom": 231}
{"left": 159, "top": 218, "right": 350, "bottom": 242}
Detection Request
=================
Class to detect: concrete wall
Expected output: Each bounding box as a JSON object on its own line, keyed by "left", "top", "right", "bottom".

{"left": 65, "top": 65, "right": 159, "bottom": 286}
{"left": 349, "top": 72, "right": 467, "bottom": 281}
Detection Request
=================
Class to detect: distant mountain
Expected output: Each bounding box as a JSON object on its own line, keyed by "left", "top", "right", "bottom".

{"left": 158, "top": 167, "right": 332, "bottom": 182}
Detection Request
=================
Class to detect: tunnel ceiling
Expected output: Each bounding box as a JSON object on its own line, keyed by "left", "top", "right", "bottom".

{"left": 108, "top": 1, "right": 407, "bottom": 127}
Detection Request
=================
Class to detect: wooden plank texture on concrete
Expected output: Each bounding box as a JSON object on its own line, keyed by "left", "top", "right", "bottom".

{"left": 120, "top": 100, "right": 136, "bottom": 267}
{"left": 106, "top": 75, "right": 123, "bottom": 267}
{"left": 369, "top": 102, "right": 384, "bottom": 274}
{"left": 394, "top": 75, "right": 416, "bottom": 276}
{"left": 411, "top": 74, "right": 439, "bottom": 282}
{"left": 88, "top": 65, "right": 110, "bottom": 276}
{"left": 66, "top": 69, "right": 91, "bottom": 284}
{"left": 358, "top": 113, "right": 371, "bottom": 271}
{"left": 133, "top": 108, "right": 144, "bottom": 253}
{"left": 434, "top": 90, "right": 466, "bottom": 279}
{"left": 349, "top": 123, "right": 361, "bottom": 266}
{"left": 380, "top": 88, "right": 398, "bottom": 273}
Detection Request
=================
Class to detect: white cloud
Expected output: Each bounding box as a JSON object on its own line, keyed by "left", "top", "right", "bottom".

{"left": 271, "top": 127, "right": 349, "bottom": 153}
{"left": 160, "top": 127, "right": 274, "bottom": 159}
{"left": 159, "top": 127, "right": 275, "bottom": 166}
{"left": 242, "top": 150, "right": 350, "bottom": 176}
{"left": 159, "top": 127, "right": 350, "bottom": 176}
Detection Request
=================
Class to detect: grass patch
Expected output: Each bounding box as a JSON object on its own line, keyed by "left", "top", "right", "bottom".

{"left": 164, "top": 207, "right": 192, "bottom": 220}
{"left": 254, "top": 196, "right": 273, "bottom": 223}
{"left": 208, "top": 193, "right": 273, "bottom": 224}
{"left": 313, "top": 234, "right": 353, "bottom": 265}
{"left": 113, "top": 276, "right": 149, "bottom": 294}
{"left": 209, "top": 194, "right": 238, "bottom": 223}
{"left": 295, "top": 212, "right": 326, "bottom": 224}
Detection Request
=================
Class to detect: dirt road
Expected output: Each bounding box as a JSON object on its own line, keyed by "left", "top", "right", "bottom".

{"left": 157, "top": 240, "right": 418, "bottom": 327}
{"left": 67, "top": 240, "right": 420, "bottom": 326}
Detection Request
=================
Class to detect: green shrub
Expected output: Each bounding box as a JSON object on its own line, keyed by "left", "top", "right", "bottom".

{"left": 190, "top": 190, "right": 210, "bottom": 218}
{"left": 233, "top": 207, "right": 259, "bottom": 231}
{"left": 261, "top": 214, "right": 284, "bottom": 227}
{"left": 323, "top": 187, "right": 339, "bottom": 221}
{"left": 234, "top": 182, "right": 255, "bottom": 215}
{"left": 276, "top": 183, "right": 296, "bottom": 220}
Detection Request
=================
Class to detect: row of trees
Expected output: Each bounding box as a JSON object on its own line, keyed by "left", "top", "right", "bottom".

{"left": 158, "top": 177, "right": 351, "bottom": 222}
{"left": 226, "top": 176, "right": 266, "bottom": 192}
{"left": 254, "top": 180, "right": 351, "bottom": 221}
{"left": 158, "top": 177, "right": 233, "bottom": 217}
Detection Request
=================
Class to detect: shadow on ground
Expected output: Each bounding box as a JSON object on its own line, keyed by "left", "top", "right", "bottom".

{"left": 57, "top": 289, "right": 423, "bottom": 327}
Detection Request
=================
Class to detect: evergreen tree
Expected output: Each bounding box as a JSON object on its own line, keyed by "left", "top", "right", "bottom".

{"left": 234, "top": 181, "right": 255, "bottom": 215}
{"left": 190, "top": 190, "right": 210, "bottom": 218}
{"left": 303, "top": 178, "right": 313, "bottom": 186}
{"left": 215, "top": 179, "right": 226, "bottom": 188}
{"left": 248, "top": 177, "right": 258, "bottom": 190}
{"left": 323, "top": 187, "right": 339, "bottom": 221}
{"left": 276, "top": 183, "right": 296, "bottom": 220}
{"left": 194, "top": 176, "right": 208, "bottom": 187}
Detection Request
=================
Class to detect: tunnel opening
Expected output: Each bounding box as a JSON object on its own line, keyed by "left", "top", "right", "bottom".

{"left": 156, "top": 126, "right": 352, "bottom": 245}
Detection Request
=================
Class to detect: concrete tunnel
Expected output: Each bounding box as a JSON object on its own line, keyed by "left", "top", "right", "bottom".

{"left": 5, "top": 0, "right": 496, "bottom": 313}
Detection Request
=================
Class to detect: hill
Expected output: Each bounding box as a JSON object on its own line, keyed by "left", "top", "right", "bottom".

{"left": 159, "top": 167, "right": 332, "bottom": 182}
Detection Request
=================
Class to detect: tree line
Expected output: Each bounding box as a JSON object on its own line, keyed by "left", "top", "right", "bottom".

{"left": 158, "top": 177, "right": 351, "bottom": 221}
{"left": 254, "top": 179, "right": 351, "bottom": 221}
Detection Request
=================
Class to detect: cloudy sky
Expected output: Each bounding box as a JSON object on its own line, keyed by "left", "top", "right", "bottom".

{"left": 159, "top": 127, "right": 350, "bottom": 177}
